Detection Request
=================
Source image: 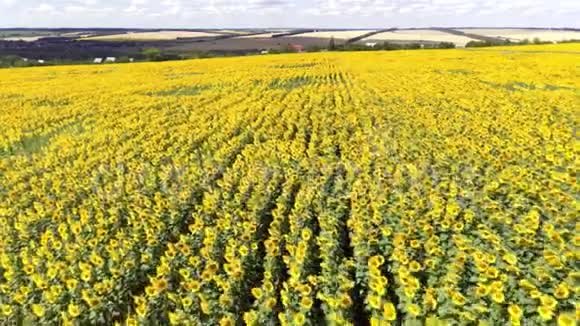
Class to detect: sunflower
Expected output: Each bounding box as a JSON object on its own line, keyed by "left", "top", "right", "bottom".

{"left": 507, "top": 304, "right": 522, "bottom": 321}
{"left": 409, "top": 261, "right": 422, "bottom": 272}
{"left": 293, "top": 312, "right": 306, "bottom": 326}
{"left": 31, "top": 304, "right": 45, "bottom": 318}
{"left": 251, "top": 287, "right": 263, "bottom": 300}
{"left": 181, "top": 297, "right": 193, "bottom": 308}
{"left": 135, "top": 304, "right": 147, "bottom": 317}
{"left": 265, "top": 297, "right": 277, "bottom": 310}
{"left": 490, "top": 291, "right": 504, "bottom": 303}
{"left": 264, "top": 281, "right": 275, "bottom": 293}
{"left": 219, "top": 316, "right": 234, "bottom": 326}
{"left": 557, "top": 312, "right": 576, "bottom": 326}
{"left": 68, "top": 303, "right": 81, "bottom": 318}
{"left": 1, "top": 304, "right": 13, "bottom": 316}
{"left": 339, "top": 293, "right": 352, "bottom": 308}
{"left": 451, "top": 292, "right": 466, "bottom": 306}
{"left": 219, "top": 294, "right": 233, "bottom": 306}
{"left": 383, "top": 302, "right": 397, "bottom": 321}
{"left": 554, "top": 283, "right": 570, "bottom": 299}
{"left": 537, "top": 306, "right": 554, "bottom": 321}
{"left": 153, "top": 278, "right": 168, "bottom": 292}
{"left": 475, "top": 284, "right": 490, "bottom": 297}
{"left": 410, "top": 240, "right": 420, "bottom": 248}
{"left": 540, "top": 295, "right": 558, "bottom": 309}
{"left": 243, "top": 311, "right": 258, "bottom": 325}
{"left": 368, "top": 295, "right": 382, "bottom": 310}
{"left": 407, "top": 303, "right": 421, "bottom": 317}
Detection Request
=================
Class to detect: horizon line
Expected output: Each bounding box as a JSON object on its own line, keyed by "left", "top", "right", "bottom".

{"left": 1, "top": 26, "right": 579, "bottom": 30}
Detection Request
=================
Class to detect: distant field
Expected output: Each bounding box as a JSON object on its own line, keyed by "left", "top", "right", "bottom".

{"left": 473, "top": 42, "right": 580, "bottom": 52}
{"left": 83, "top": 31, "right": 221, "bottom": 41}
{"left": 0, "top": 36, "right": 44, "bottom": 42}
{"left": 459, "top": 29, "right": 580, "bottom": 42}
{"left": 288, "top": 30, "right": 377, "bottom": 39}
{"left": 366, "top": 29, "right": 477, "bottom": 47}
{"left": 236, "top": 32, "right": 279, "bottom": 39}
{"left": 214, "top": 30, "right": 251, "bottom": 35}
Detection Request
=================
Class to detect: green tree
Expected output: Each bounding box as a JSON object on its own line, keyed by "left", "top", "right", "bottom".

{"left": 328, "top": 36, "right": 336, "bottom": 51}
{"left": 142, "top": 48, "right": 162, "bottom": 61}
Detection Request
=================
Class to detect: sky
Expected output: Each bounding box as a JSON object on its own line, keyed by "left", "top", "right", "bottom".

{"left": 0, "top": 0, "right": 579, "bottom": 28}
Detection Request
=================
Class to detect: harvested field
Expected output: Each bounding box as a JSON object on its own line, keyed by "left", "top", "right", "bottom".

{"left": 287, "top": 30, "right": 377, "bottom": 39}
{"left": 367, "top": 29, "right": 479, "bottom": 47}
{"left": 458, "top": 29, "right": 580, "bottom": 42}
{"left": 0, "top": 36, "right": 43, "bottom": 42}
{"left": 83, "top": 31, "right": 220, "bottom": 41}
{"left": 211, "top": 30, "right": 252, "bottom": 35}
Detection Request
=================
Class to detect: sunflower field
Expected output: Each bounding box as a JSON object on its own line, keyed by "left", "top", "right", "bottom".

{"left": 0, "top": 44, "right": 578, "bottom": 326}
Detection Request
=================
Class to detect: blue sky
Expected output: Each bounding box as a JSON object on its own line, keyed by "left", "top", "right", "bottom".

{"left": 1, "top": 0, "right": 579, "bottom": 28}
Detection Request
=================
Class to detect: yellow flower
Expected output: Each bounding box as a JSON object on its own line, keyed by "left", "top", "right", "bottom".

{"left": 179, "top": 268, "right": 191, "bottom": 280}
{"left": 239, "top": 245, "right": 249, "bottom": 256}
{"left": 168, "top": 312, "right": 181, "bottom": 325}
{"left": 66, "top": 278, "right": 78, "bottom": 291}
{"left": 81, "top": 270, "right": 92, "bottom": 282}
{"left": 475, "top": 284, "right": 490, "bottom": 297}
{"left": 68, "top": 303, "right": 81, "bottom": 318}
{"left": 293, "top": 312, "right": 306, "bottom": 325}
{"left": 181, "top": 297, "right": 193, "bottom": 308}
{"left": 301, "top": 228, "right": 312, "bottom": 241}
{"left": 153, "top": 278, "right": 168, "bottom": 292}
{"left": 409, "top": 261, "right": 422, "bottom": 272}
{"left": 518, "top": 279, "right": 535, "bottom": 290}
{"left": 554, "top": 283, "right": 570, "bottom": 299}
{"left": 244, "top": 311, "right": 258, "bottom": 325}
{"left": 426, "top": 316, "right": 448, "bottom": 326}
{"left": 508, "top": 304, "right": 522, "bottom": 321}
{"left": 368, "top": 255, "right": 385, "bottom": 269}
{"left": 135, "top": 304, "right": 147, "bottom": 318}
{"left": 300, "top": 284, "right": 312, "bottom": 296}
{"left": 200, "top": 299, "right": 210, "bottom": 315}
{"left": 540, "top": 295, "right": 558, "bottom": 309}
{"left": 370, "top": 317, "right": 381, "bottom": 326}
{"left": 424, "top": 290, "right": 437, "bottom": 310}
{"left": 339, "top": 294, "right": 352, "bottom": 308}
{"left": 265, "top": 298, "right": 277, "bottom": 310}
{"left": 557, "top": 312, "right": 575, "bottom": 326}
{"left": 220, "top": 316, "right": 234, "bottom": 326}
{"left": 187, "top": 280, "right": 201, "bottom": 292}
{"left": 408, "top": 303, "right": 421, "bottom": 317}
{"left": 451, "top": 292, "right": 466, "bottom": 306}
{"left": 537, "top": 306, "right": 554, "bottom": 321}
{"left": 251, "top": 287, "right": 263, "bottom": 300}
{"left": 530, "top": 290, "right": 542, "bottom": 299}
{"left": 503, "top": 254, "right": 517, "bottom": 265}
{"left": 31, "top": 304, "right": 45, "bottom": 318}
{"left": 368, "top": 295, "right": 382, "bottom": 309}
{"left": 126, "top": 317, "right": 138, "bottom": 326}
{"left": 1, "top": 304, "right": 13, "bottom": 316}
{"left": 383, "top": 301, "right": 397, "bottom": 321}
{"left": 491, "top": 291, "right": 504, "bottom": 303}
{"left": 300, "top": 296, "right": 314, "bottom": 310}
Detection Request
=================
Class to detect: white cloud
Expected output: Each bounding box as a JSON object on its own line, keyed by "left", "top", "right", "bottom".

{"left": 0, "top": 0, "right": 578, "bottom": 27}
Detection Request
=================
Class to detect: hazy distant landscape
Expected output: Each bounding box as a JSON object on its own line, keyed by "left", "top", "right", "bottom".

{"left": 1, "top": 27, "right": 578, "bottom": 65}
